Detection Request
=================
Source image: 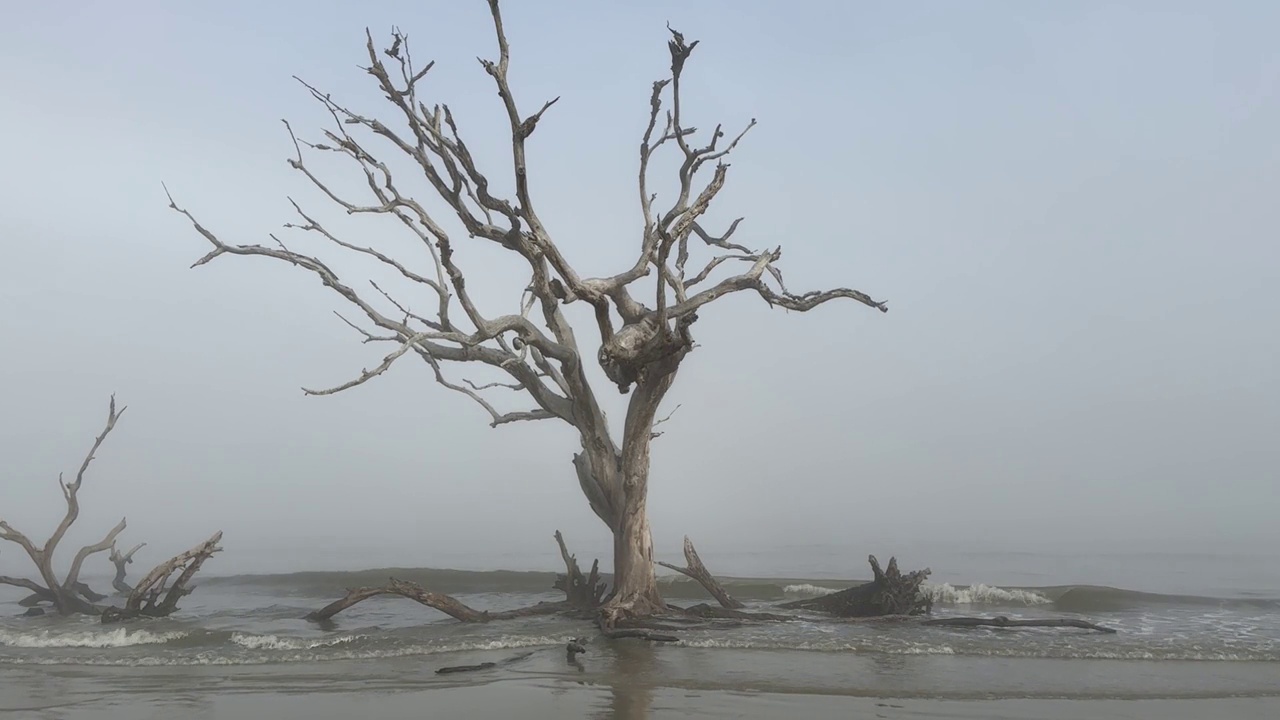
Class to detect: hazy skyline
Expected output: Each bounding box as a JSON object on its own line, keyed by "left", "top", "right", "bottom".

{"left": 2, "top": 1, "right": 1277, "bottom": 578}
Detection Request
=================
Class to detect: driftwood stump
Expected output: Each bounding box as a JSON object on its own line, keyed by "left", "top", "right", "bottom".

{"left": 780, "top": 555, "right": 932, "bottom": 617}
{"left": 553, "top": 530, "right": 607, "bottom": 609}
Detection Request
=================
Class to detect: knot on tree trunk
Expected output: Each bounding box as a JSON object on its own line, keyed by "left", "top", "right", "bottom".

{"left": 598, "top": 313, "right": 697, "bottom": 393}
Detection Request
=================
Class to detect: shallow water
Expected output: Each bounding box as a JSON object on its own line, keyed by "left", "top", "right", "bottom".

{"left": 2, "top": 548, "right": 1278, "bottom": 717}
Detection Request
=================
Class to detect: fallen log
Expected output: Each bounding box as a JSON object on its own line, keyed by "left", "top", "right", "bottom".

{"left": 306, "top": 530, "right": 603, "bottom": 623}
{"left": 435, "top": 650, "right": 535, "bottom": 675}
{"left": 924, "top": 615, "right": 1117, "bottom": 633}
{"left": 305, "top": 578, "right": 570, "bottom": 623}
{"left": 601, "top": 628, "right": 680, "bottom": 643}
{"left": 658, "top": 536, "right": 743, "bottom": 609}
{"left": 779, "top": 555, "right": 932, "bottom": 617}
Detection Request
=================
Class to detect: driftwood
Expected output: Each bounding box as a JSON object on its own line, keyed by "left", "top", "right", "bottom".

{"left": 307, "top": 531, "right": 598, "bottom": 622}
{"left": 436, "top": 650, "right": 535, "bottom": 675}
{"left": 924, "top": 615, "right": 1117, "bottom": 633}
{"left": 780, "top": 555, "right": 932, "bottom": 617}
{"left": 658, "top": 536, "right": 743, "bottom": 609}
{"left": 0, "top": 397, "right": 130, "bottom": 615}
{"left": 305, "top": 577, "right": 569, "bottom": 623}
{"left": 553, "top": 531, "right": 606, "bottom": 609}
{"left": 109, "top": 542, "right": 146, "bottom": 594}
{"left": 101, "top": 532, "right": 223, "bottom": 623}
{"left": 600, "top": 628, "right": 680, "bottom": 643}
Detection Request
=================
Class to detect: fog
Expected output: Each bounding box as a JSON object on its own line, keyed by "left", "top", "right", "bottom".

{"left": 2, "top": 1, "right": 1277, "bottom": 578}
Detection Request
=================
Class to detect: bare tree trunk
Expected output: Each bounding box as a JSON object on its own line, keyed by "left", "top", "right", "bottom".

{"left": 601, "top": 364, "right": 682, "bottom": 622}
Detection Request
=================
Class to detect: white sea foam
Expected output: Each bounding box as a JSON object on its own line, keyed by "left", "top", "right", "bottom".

{"left": 230, "top": 633, "right": 358, "bottom": 651}
{"left": 0, "top": 628, "right": 187, "bottom": 648}
{"left": 782, "top": 584, "right": 841, "bottom": 596}
{"left": 921, "top": 582, "right": 1051, "bottom": 606}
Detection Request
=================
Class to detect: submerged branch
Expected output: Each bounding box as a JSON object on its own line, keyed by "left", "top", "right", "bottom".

{"left": 923, "top": 616, "right": 1118, "bottom": 633}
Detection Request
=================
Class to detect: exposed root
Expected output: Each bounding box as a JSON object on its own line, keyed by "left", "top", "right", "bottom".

{"left": 658, "top": 536, "right": 743, "bottom": 609}
{"left": 553, "top": 530, "right": 606, "bottom": 609}
{"left": 779, "top": 555, "right": 932, "bottom": 617}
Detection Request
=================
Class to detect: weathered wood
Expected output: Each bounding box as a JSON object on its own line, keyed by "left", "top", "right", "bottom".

{"left": 553, "top": 530, "right": 606, "bottom": 609}
{"left": 304, "top": 577, "right": 570, "bottom": 623}
{"left": 1, "top": 397, "right": 130, "bottom": 616}
{"left": 435, "top": 650, "right": 535, "bottom": 675}
{"left": 658, "top": 536, "right": 743, "bottom": 609}
{"left": 779, "top": 555, "right": 932, "bottom": 617}
{"left": 102, "top": 532, "right": 223, "bottom": 623}
{"left": 109, "top": 542, "right": 145, "bottom": 595}
{"left": 924, "top": 615, "right": 1117, "bottom": 633}
{"left": 436, "top": 662, "right": 496, "bottom": 674}
{"left": 601, "top": 628, "right": 680, "bottom": 643}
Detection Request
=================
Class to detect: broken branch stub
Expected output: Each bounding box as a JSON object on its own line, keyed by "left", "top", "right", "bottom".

{"left": 109, "top": 542, "right": 146, "bottom": 595}
{"left": 657, "top": 536, "right": 743, "bottom": 609}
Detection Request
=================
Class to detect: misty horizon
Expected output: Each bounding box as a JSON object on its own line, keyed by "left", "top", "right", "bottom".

{"left": 3, "top": 1, "right": 1278, "bottom": 582}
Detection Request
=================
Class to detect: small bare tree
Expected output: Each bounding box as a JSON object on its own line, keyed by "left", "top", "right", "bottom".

{"left": 168, "top": 1, "right": 885, "bottom": 621}
{"left": 2, "top": 397, "right": 223, "bottom": 619}
{"left": 1, "top": 397, "right": 129, "bottom": 615}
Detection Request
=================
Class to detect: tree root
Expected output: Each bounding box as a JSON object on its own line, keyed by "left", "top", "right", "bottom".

{"left": 779, "top": 555, "right": 932, "bottom": 617}
{"left": 924, "top": 615, "right": 1117, "bottom": 633}
{"left": 553, "top": 530, "right": 606, "bottom": 609}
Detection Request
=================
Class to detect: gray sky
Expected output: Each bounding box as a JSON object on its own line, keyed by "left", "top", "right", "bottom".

{"left": 2, "top": 1, "right": 1277, "bottom": 577}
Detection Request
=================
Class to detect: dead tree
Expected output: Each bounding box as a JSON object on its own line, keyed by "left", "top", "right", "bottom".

{"left": 167, "top": 1, "right": 887, "bottom": 621}
{"left": 108, "top": 541, "right": 146, "bottom": 594}
{"left": 780, "top": 555, "right": 933, "bottom": 617}
{"left": 0, "top": 397, "right": 129, "bottom": 615}
{"left": 101, "top": 532, "right": 223, "bottom": 623}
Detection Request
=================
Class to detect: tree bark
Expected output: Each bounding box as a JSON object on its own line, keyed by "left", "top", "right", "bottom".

{"left": 601, "top": 360, "right": 684, "bottom": 622}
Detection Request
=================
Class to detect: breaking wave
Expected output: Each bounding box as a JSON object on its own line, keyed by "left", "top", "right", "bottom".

{"left": 0, "top": 628, "right": 187, "bottom": 648}
{"left": 921, "top": 583, "right": 1052, "bottom": 606}
{"left": 200, "top": 568, "right": 1280, "bottom": 611}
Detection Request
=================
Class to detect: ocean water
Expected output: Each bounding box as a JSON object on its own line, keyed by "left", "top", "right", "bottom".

{"left": 1, "top": 547, "right": 1278, "bottom": 717}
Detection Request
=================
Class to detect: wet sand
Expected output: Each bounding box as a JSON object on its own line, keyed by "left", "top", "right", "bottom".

{"left": 5, "top": 677, "right": 1277, "bottom": 720}
{"left": 3, "top": 646, "right": 1277, "bottom": 720}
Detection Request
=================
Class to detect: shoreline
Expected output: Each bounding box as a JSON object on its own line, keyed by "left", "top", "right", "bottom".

{"left": 3, "top": 674, "right": 1277, "bottom": 720}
